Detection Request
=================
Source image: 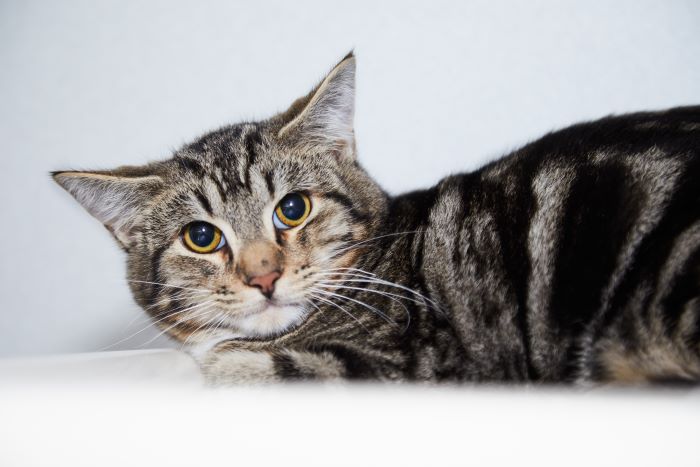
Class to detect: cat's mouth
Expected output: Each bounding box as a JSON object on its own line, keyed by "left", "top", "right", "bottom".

{"left": 237, "top": 295, "right": 303, "bottom": 317}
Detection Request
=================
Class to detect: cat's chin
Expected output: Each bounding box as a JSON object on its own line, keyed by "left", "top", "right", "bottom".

{"left": 234, "top": 303, "right": 310, "bottom": 337}
{"left": 184, "top": 303, "right": 311, "bottom": 360}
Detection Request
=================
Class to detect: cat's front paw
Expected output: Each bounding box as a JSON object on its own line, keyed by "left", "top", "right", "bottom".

{"left": 201, "top": 349, "right": 281, "bottom": 386}
{"left": 199, "top": 344, "right": 347, "bottom": 385}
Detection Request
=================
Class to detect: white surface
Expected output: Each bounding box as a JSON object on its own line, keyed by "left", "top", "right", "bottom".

{"left": 0, "top": 348, "right": 203, "bottom": 386}
{"left": 0, "top": 351, "right": 698, "bottom": 467}
{"left": 0, "top": 351, "right": 697, "bottom": 466}
{"left": 1, "top": 1, "right": 699, "bottom": 356}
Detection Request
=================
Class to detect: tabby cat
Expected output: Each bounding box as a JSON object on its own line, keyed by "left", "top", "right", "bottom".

{"left": 54, "top": 53, "right": 700, "bottom": 385}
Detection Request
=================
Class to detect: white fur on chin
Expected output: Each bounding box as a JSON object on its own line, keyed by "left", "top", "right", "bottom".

{"left": 236, "top": 304, "right": 309, "bottom": 337}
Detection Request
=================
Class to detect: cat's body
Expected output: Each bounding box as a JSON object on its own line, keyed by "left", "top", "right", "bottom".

{"left": 54, "top": 54, "right": 700, "bottom": 385}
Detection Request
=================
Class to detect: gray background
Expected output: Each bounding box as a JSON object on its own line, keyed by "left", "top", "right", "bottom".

{"left": 1, "top": 0, "right": 698, "bottom": 356}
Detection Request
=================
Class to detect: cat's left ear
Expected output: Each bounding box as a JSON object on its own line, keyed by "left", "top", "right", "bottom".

{"left": 278, "top": 52, "right": 356, "bottom": 159}
{"left": 52, "top": 167, "right": 164, "bottom": 249}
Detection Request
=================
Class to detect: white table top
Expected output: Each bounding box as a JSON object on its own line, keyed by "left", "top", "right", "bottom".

{"left": 0, "top": 349, "right": 698, "bottom": 467}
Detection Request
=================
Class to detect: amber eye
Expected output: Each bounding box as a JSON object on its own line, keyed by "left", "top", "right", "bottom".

{"left": 182, "top": 221, "right": 226, "bottom": 253}
{"left": 273, "top": 193, "right": 311, "bottom": 230}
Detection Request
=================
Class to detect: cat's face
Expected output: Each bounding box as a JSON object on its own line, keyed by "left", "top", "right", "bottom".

{"left": 54, "top": 53, "right": 388, "bottom": 346}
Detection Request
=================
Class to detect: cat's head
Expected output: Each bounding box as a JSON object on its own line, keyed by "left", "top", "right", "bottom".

{"left": 53, "top": 53, "right": 388, "bottom": 346}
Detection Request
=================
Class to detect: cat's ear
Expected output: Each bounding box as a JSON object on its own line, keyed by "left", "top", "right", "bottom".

{"left": 52, "top": 167, "right": 164, "bottom": 249}
{"left": 278, "top": 52, "right": 356, "bottom": 159}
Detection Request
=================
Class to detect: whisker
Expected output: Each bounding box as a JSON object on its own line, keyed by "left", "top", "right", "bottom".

{"left": 312, "top": 270, "right": 377, "bottom": 280}
{"left": 315, "top": 283, "right": 412, "bottom": 332}
{"left": 316, "top": 281, "right": 425, "bottom": 308}
{"left": 308, "top": 292, "right": 371, "bottom": 334}
{"left": 312, "top": 230, "right": 419, "bottom": 265}
{"left": 180, "top": 308, "right": 226, "bottom": 348}
{"left": 118, "top": 290, "right": 209, "bottom": 332}
{"left": 140, "top": 303, "right": 218, "bottom": 348}
{"left": 126, "top": 280, "right": 210, "bottom": 293}
{"left": 309, "top": 287, "right": 397, "bottom": 326}
{"left": 317, "top": 275, "right": 443, "bottom": 313}
{"left": 143, "top": 290, "right": 210, "bottom": 312}
{"left": 100, "top": 300, "right": 215, "bottom": 351}
{"left": 324, "top": 267, "right": 377, "bottom": 277}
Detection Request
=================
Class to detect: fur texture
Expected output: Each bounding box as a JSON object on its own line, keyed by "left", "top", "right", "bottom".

{"left": 54, "top": 54, "right": 700, "bottom": 385}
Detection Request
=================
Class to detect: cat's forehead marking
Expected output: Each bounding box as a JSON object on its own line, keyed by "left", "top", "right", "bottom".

{"left": 170, "top": 125, "right": 281, "bottom": 240}
{"left": 170, "top": 121, "right": 353, "bottom": 243}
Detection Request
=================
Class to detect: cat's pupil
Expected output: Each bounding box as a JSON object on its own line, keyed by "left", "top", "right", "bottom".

{"left": 279, "top": 193, "right": 306, "bottom": 220}
{"left": 189, "top": 222, "right": 216, "bottom": 247}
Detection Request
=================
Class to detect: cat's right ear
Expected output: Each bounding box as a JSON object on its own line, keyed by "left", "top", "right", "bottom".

{"left": 277, "top": 52, "right": 356, "bottom": 159}
{"left": 52, "top": 169, "right": 164, "bottom": 249}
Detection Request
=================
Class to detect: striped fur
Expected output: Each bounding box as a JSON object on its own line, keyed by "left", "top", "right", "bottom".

{"left": 54, "top": 54, "right": 700, "bottom": 385}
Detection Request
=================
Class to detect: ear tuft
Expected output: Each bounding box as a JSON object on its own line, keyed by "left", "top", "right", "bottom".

{"left": 278, "top": 52, "right": 356, "bottom": 158}
{"left": 52, "top": 169, "right": 164, "bottom": 249}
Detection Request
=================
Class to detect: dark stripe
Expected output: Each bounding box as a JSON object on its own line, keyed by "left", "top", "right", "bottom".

{"left": 483, "top": 178, "right": 537, "bottom": 380}
{"left": 324, "top": 191, "right": 371, "bottom": 223}
{"left": 412, "top": 220, "right": 439, "bottom": 316}
{"left": 319, "top": 232, "right": 354, "bottom": 248}
{"left": 274, "top": 231, "right": 284, "bottom": 246}
{"left": 174, "top": 192, "right": 192, "bottom": 207}
{"left": 209, "top": 175, "right": 228, "bottom": 203}
{"left": 550, "top": 163, "right": 635, "bottom": 334}
{"left": 459, "top": 161, "right": 540, "bottom": 380}
{"left": 243, "top": 129, "right": 262, "bottom": 190}
{"left": 388, "top": 186, "right": 439, "bottom": 231}
{"left": 687, "top": 307, "right": 700, "bottom": 352}
{"left": 599, "top": 154, "right": 700, "bottom": 336}
{"left": 149, "top": 244, "right": 170, "bottom": 304}
{"left": 272, "top": 353, "right": 304, "bottom": 380}
{"left": 316, "top": 344, "right": 374, "bottom": 379}
{"left": 264, "top": 171, "right": 275, "bottom": 196}
{"left": 296, "top": 224, "right": 310, "bottom": 248}
{"left": 175, "top": 157, "right": 206, "bottom": 176}
{"left": 163, "top": 314, "right": 202, "bottom": 334}
{"left": 195, "top": 189, "right": 213, "bottom": 215}
{"left": 399, "top": 231, "right": 431, "bottom": 378}
{"left": 659, "top": 234, "right": 700, "bottom": 338}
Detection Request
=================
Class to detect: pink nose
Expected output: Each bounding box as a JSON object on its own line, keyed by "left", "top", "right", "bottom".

{"left": 247, "top": 271, "right": 281, "bottom": 298}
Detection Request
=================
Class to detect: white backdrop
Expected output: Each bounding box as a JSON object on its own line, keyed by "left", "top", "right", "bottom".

{"left": 1, "top": 0, "right": 698, "bottom": 356}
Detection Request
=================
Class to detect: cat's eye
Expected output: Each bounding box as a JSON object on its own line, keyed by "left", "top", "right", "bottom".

{"left": 273, "top": 192, "right": 312, "bottom": 230}
{"left": 182, "top": 221, "right": 226, "bottom": 253}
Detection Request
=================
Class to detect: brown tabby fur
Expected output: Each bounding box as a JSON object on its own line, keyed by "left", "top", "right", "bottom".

{"left": 54, "top": 54, "right": 700, "bottom": 385}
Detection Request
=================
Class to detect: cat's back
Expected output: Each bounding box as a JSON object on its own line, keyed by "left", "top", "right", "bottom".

{"left": 414, "top": 106, "right": 700, "bottom": 382}
{"left": 512, "top": 104, "right": 700, "bottom": 161}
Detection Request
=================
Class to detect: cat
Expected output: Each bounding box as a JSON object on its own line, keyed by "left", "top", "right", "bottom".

{"left": 53, "top": 52, "right": 700, "bottom": 385}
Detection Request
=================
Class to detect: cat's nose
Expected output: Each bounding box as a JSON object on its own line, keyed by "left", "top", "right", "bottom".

{"left": 238, "top": 240, "right": 283, "bottom": 298}
{"left": 247, "top": 271, "right": 281, "bottom": 298}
